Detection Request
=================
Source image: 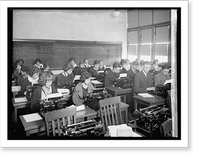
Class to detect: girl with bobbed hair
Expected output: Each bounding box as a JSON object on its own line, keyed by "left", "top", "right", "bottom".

{"left": 18, "top": 66, "right": 41, "bottom": 96}
{"left": 88, "top": 60, "right": 100, "bottom": 77}
{"left": 31, "top": 72, "right": 58, "bottom": 113}
{"left": 55, "top": 63, "right": 74, "bottom": 89}
{"left": 33, "top": 58, "right": 43, "bottom": 69}
{"left": 72, "top": 71, "right": 94, "bottom": 106}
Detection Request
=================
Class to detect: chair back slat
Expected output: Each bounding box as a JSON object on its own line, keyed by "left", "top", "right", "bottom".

{"left": 99, "top": 96, "right": 122, "bottom": 131}
{"left": 52, "top": 120, "right": 55, "bottom": 136}
{"left": 44, "top": 106, "right": 76, "bottom": 137}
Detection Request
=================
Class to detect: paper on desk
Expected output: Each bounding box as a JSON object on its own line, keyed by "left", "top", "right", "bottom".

{"left": 164, "top": 79, "right": 174, "bottom": 85}
{"left": 12, "top": 86, "right": 21, "bottom": 92}
{"left": 119, "top": 73, "right": 127, "bottom": 78}
{"left": 51, "top": 70, "right": 63, "bottom": 75}
{"left": 91, "top": 80, "right": 102, "bottom": 84}
{"left": 47, "top": 93, "right": 62, "bottom": 99}
{"left": 108, "top": 124, "right": 142, "bottom": 137}
{"left": 138, "top": 93, "right": 154, "bottom": 98}
{"left": 97, "top": 71, "right": 104, "bottom": 74}
{"left": 73, "top": 75, "right": 81, "bottom": 81}
{"left": 76, "top": 104, "right": 85, "bottom": 111}
{"left": 23, "top": 113, "right": 42, "bottom": 123}
{"left": 14, "top": 97, "right": 27, "bottom": 103}
{"left": 57, "top": 89, "right": 70, "bottom": 95}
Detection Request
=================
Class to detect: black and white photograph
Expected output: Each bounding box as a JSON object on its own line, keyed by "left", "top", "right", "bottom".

{"left": 0, "top": 1, "right": 189, "bottom": 148}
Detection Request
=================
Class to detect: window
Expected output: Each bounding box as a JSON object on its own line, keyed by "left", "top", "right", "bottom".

{"left": 127, "top": 10, "right": 170, "bottom": 62}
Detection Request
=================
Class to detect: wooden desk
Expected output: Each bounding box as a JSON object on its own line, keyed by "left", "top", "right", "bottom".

{"left": 13, "top": 98, "right": 31, "bottom": 123}
{"left": 19, "top": 103, "right": 129, "bottom": 137}
{"left": 105, "top": 86, "right": 132, "bottom": 103}
{"left": 133, "top": 95, "right": 166, "bottom": 109}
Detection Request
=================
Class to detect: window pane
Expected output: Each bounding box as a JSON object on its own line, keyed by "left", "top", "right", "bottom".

{"left": 139, "top": 10, "right": 152, "bottom": 26}
{"left": 128, "top": 10, "right": 138, "bottom": 28}
{"left": 155, "top": 55, "right": 168, "bottom": 63}
{"left": 140, "top": 45, "right": 151, "bottom": 55}
{"left": 141, "top": 29, "right": 152, "bottom": 43}
{"left": 128, "top": 31, "right": 138, "bottom": 44}
{"left": 156, "top": 26, "right": 169, "bottom": 42}
{"left": 155, "top": 44, "right": 168, "bottom": 55}
{"left": 128, "top": 45, "right": 137, "bottom": 55}
{"left": 153, "top": 10, "right": 170, "bottom": 24}
{"left": 128, "top": 55, "right": 137, "bottom": 62}
{"left": 141, "top": 55, "right": 151, "bottom": 61}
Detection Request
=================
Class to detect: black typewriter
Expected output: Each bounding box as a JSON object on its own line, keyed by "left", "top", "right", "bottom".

{"left": 96, "top": 72, "right": 105, "bottom": 82}
{"left": 61, "top": 119, "right": 105, "bottom": 137}
{"left": 113, "top": 77, "right": 133, "bottom": 89}
{"left": 132, "top": 105, "right": 170, "bottom": 137}
{"left": 84, "top": 91, "right": 112, "bottom": 111}
{"left": 39, "top": 98, "right": 69, "bottom": 118}
{"left": 149, "top": 83, "right": 171, "bottom": 98}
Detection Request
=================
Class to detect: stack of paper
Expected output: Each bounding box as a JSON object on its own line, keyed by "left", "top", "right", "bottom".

{"left": 138, "top": 93, "right": 154, "bottom": 98}
{"left": 23, "top": 113, "right": 42, "bottom": 123}
{"left": 108, "top": 124, "right": 142, "bottom": 137}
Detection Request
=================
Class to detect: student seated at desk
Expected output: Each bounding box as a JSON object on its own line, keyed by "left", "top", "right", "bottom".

{"left": 134, "top": 61, "right": 155, "bottom": 94}
{"left": 68, "top": 57, "right": 77, "bottom": 69}
{"left": 18, "top": 67, "right": 41, "bottom": 96}
{"left": 12, "top": 59, "right": 25, "bottom": 83}
{"left": 73, "top": 62, "right": 87, "bottom": 75}
{"left": 16, "top": 66, "right": 29, "bottom": 86}
{"left": 72, "top": 71, "right": 94, "bottom": 106}
{"left": 41, "top": 63, "right": 53, "bottom": 75}
{"left": 83, "top": 58, "right": 91, "bottom": 69}
{"left": 55, "top": 63, "right": 74, "bottom": 89}
{"left": 127, "top": 61, "right": 139, "bottom": 84}
{"left": 154, "top": 65, "right": 171, "bottom": 86}
{"left": 120, "top": 59, "right": 130, "bottom": 73}
{"left": 99, "top": 60, "right": 105, "bottom": 71}
{"left": 33, "top": 58, "right": 43, "bottom": 69}
{"left": 104, "top": 62, "right": 121, "bottom": 87}
{"left": 88, "top": 60, "right": 100, "bottom": 77}
{"left": 31, "top": 72, "right": 58, "bottom": 113}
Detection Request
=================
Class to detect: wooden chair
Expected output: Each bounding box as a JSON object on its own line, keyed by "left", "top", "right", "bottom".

{"left": 99, "top": 96, "right": 122, "bottom": 131}
{"left": 44, "top": 106, "right": 76, "bottom": 136}
{"left": 160, "top": 118, "right": 172, "bottom": 137}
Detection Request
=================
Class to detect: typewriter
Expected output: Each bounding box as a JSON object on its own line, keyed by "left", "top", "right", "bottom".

{"left": 84, "top": 91, "right": 112, "bottom": 111}
{"left": 96, "top": 71, "right": 105, "bottom": 82}
{"left": 39, "top": 96, "right": 69, "bottom": 118}
{"left": 113, "top": 77, "right": 133, "bottom": 89}
{"left": 149, "top": 83, "right": 171, "bottom": 98}
{"left": 132, "top": 105, "right": 170, "bottom": 137}
{"left": 61, "top": 119, "right": 105, "bottom": 137}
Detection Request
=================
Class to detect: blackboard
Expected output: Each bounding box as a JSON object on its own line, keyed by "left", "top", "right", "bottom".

{"left": 13, "top": 39, "right": 122, "bottom": 69}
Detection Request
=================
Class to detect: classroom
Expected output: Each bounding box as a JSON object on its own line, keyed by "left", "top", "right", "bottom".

{"left": 9, "top": 8, "right": 179, "bottom": 139}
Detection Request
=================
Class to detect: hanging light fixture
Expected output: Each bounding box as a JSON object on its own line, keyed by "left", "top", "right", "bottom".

{"left": 113, "top": 10, "right": 120, "bottom": 17}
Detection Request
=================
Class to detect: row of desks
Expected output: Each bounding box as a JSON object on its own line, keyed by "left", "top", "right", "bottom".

{"left": 19, "top": 102, "right": 129, "bottom": 137}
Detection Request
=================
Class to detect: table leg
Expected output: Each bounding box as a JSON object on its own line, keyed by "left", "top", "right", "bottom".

{"left": 14, "top": 107, "right": 18, "bottom": 123}
{"left": 26, "top": 131, "right": 30, "bottom": 137}
{"left": 134, "top": 101, "right": 138, "bottom": 132}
